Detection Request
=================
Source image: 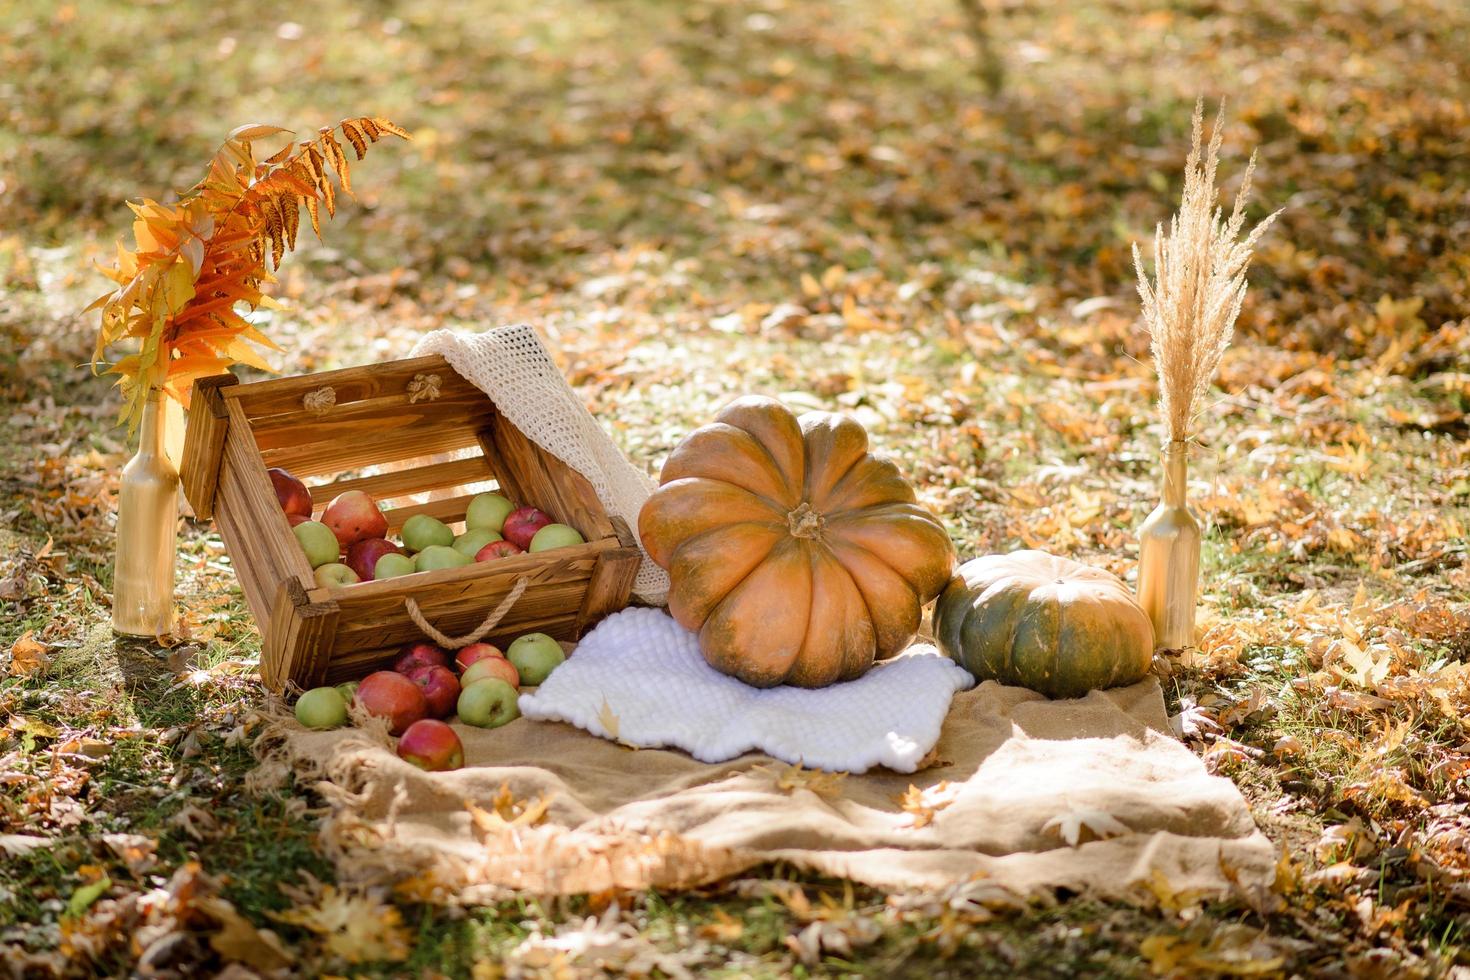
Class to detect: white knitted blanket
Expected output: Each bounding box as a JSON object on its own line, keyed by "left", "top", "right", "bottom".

{"left": 519, "top": 608, "right": 975, "bottom": 773}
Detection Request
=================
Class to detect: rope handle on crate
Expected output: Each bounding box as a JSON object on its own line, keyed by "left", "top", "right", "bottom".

{"left": 403, "top": 574, "right": 532, "bottom": 649}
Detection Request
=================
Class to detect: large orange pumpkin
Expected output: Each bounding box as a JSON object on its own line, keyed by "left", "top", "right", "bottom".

{"left": 639, "top": 396, "right": 955, "bottom": 687}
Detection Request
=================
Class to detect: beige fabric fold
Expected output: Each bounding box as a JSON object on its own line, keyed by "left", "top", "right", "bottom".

{"left": 255, "top": 677, "right": 1274, "bottom": 901}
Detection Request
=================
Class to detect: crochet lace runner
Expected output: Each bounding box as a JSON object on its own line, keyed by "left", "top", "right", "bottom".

{"left": 411, "top": 326, "right": 670, "bottom": 603}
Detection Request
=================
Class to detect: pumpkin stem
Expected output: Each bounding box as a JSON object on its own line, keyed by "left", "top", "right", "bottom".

{"left": 786, "top": 502, "right": 825, "bottom": 539}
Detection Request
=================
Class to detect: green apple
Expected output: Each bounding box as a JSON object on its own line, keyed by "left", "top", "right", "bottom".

{"left": 373, "top": 552, "right": 416, "bottom": 579}
{"left": 402, "top": 513, "right": 454, "bottom": 552}
{"left": 295, "top": 686, "right": 348, "bottom": 729}
{"left": 414, "top": 545, "right": 471, "bottom": 572}
{"left": 465, "top": 492, "right": 515, "bottom": 532}
{"left": 335, "top": 681, "right": 358, "bottom": 704}
{"left": 528, "top": 523, "right": 585, "bottom": 552}
{"left": 314, "top": 562, "right": 360, "bottom": 589}
{"left": 292, "top": 520, "right": 341, "bottom": 568}
{"left": 456, "top": 678, "right": 520, "bottom": 728}
{"left": 506, "top": 632, "right": 565, "bottom": 685}
{"left": 453, "top": 526, "right": 503, "bottom": 557}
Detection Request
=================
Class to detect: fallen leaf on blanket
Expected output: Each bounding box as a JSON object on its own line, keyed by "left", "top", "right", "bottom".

{"left": 1140, "top": 868, "right": 1210, "bottom": 915}
{"left": 895, "top": 780, "right": 960, "bottom": 828}
{"left": 8, "top": 631, "right": 48, "bottom": 677}
{"left": 752, "top": 762, "right": 847, "bottom": 798}
{"left": 467, "top": 783, "right": 554, "bottom": 834}
{"left": 1042, "top": 807, "right": 1129, "bottom": 847}
{"left": 597, "top": 697, "right": 639, "bottom": 749}
{"left": 271, "top": 877, "right": 410, "bottom": 964}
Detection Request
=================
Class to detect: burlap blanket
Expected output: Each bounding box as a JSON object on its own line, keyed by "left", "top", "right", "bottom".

{"left": 253, "top": 677, "right": 1274, "bottom": 903}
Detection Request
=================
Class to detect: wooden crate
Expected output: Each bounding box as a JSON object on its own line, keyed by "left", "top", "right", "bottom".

{"left": 179, "top": 354, "right": 641, "bottom": 691}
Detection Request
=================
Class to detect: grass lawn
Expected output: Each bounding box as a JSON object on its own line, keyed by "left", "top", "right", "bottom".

{"left": 3, "top": 0, "right": 1469, "bottom": 974}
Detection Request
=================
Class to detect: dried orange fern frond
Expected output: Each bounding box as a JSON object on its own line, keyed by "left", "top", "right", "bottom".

{"left": 1133, "top": 100, "right": 1279, "bottom": 443}
{"left": 89, "top": 116, "right": 410, "bottom": 433}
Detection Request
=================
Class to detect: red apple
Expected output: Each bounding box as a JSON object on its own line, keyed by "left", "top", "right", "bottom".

{"left": 397, "top": 719, "right": 464, "bottom": 771}
{"left": 287, "top": 513, "right": 311, "bottom": 528}
{"left": 322, "top": 490, "right": 388, "bottom": 549}
{"left": 502, "top": 506, "right": 553, "bottom": 550}
{"left": 454, "top": 642, "right": 505, "bottom": 673}
{"left": 462, "top": 655, "right": 520, "bottom": 690}
{"left": 346, "top": 537, "right": 403, "bottom": 581}
{"left": 269, "top": 467, "right": 313, "bottom": 518}
{"left": 356, "top": 670, "right": 428, "bottom": 735}
{"left": 407, "top": 664, "right": 462, "bottom": 719}
{"left": 475, "top": 540, "right": 525, "bottom": 562}
{"left": 394, "top": 641, "right": 450, "bottom": 675}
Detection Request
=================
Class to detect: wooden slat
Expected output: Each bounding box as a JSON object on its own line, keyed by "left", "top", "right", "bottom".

{"left": 478, "top": 416, "right": 618, "bottom": 542}
{"left": 214, "top": 400, "right": 317, "bottom": 633}
{"left": 324, "top": 540, "right": 613, "bottom": 607}
{"left": 322, "top": 612, "right": 581, "bottom": 685}
{"left": 179, "top": 374, "right": 239, "bottom": 518}
{"left": 261, "top": 578, "right": 340, "bottom": 692}
{"left": 332, "top": 583, "right": 592, "bottom": 655}
{"left": 574, "top": 547, "right": 641, "bottom": 634}
{"left": 306, "top": 456, "right": 494, "bottom": 507}
{"left": 381, "top": 492, "right": 481, "bottom": 534}
{"left": 224, "top": 354, "right": 465, "bottom": 417}
{"left": 260, "top": 420, "right": 490, "bottom": 479}
{"left": 249, "top": 383, "right": 492, "bottom": 452}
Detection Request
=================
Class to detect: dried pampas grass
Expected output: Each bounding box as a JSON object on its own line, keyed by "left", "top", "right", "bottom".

{"left": 1134, "top": 99, "right": 1280, "bottom": 443}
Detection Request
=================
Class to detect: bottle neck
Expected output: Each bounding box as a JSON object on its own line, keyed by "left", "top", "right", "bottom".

{"left": 1161, "top": 441, "right": 1188, "bottom": 508}
{"left": 135, "top": 389, "right": 166, "bottom": 458}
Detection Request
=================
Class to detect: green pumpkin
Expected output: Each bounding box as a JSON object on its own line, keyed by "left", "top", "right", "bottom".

{"left": 933, "top": 550, "right": 1155, "bottom": 699}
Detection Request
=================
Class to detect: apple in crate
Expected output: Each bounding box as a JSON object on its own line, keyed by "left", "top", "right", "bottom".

{"left": 394, "top": 641, "right": 450, "bottom": 675}
{"left": 314, "top": 563, "right": 360, "bottom": 588}
{"left": 475, "top": 540, "right": 524, "bottom": 561}
{"left": 453, "top": 527, "right": 502, "bottom": 558}
{"left": 454, "top": 642, "right": 504, "bottom": 673}
{"left": 529, "top": 523, "right": 585, "bottom": 552}
{"left": 356, "top": 670, "right": 428, "bottom": 735}
{"left": 465, "top": 492, "right": 515, "bottom": 533}
{"left": 462, "top": 654, "right": 520, "bottom": 690}
{"left": 402, "top": 514, "right": 454, "bottom": 552}
{"left": 346, "top": 537, "right": 403, "bottom": 581}
{"left": 407, "top": 664, "right": 461, "bottom": 718}
{"left": 456, "top": 678, "right": 520, "bottom": 728}
{"left": 415, "top": 545, "right": 471, "bottom": 572}
{"left": 269, "top": 467, "right": 313, "bottom": 518}
{"left": 502, "top": 506, "right": 553, "bottom": 550}
{"left": 292, "top": 520, "right": 341, "bottom": 568}
{"left": 507, "top": 633, "right": 565, "bottom": 685}
{"left": 295, "top": 686, "right": 348, "bottom": 730}
{"left": 322, "top": 490, "right": 388, "bottom": 549}
{"left": 374, "top": 553, "right": 416, "bottom": 579}
{"left": 397, "top": 719, "right": 464, "bottom": 771}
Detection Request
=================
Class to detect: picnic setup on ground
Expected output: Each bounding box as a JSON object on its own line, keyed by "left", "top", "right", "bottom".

{"left": 92, "top": 104, "right": 1281, "bottom": 901}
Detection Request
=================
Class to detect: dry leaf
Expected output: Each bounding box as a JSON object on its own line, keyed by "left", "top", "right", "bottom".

{"left": 8, "top": 630, "right": 48, "bottom": 677}
{"left": 1042, "top": 807, "right": 1130, "bottom": 847}
{"left": 751, "top": 762, "right": 847, "bottom": 798}
{"left": 895, "top": 780, "right": 960, "bottom": 829}
{"left": 270, "top": 884, "right": 410, "bottom": 964}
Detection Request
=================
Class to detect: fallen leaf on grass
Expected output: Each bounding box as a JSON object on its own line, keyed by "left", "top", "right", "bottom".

{"left": 271, "top": 879, "right": 410, "bottom": 965}
{"left": 1042, "top": 807, "right": 1130, "bottom": 846}
{"left": 199, "top": 895, "right": 294, "bottom": 971}
{"left": 8, "top": 630, "right": 48, "bottom": 677}
{"left": 696, "top": 908, "right": 744, "bottom": 942}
